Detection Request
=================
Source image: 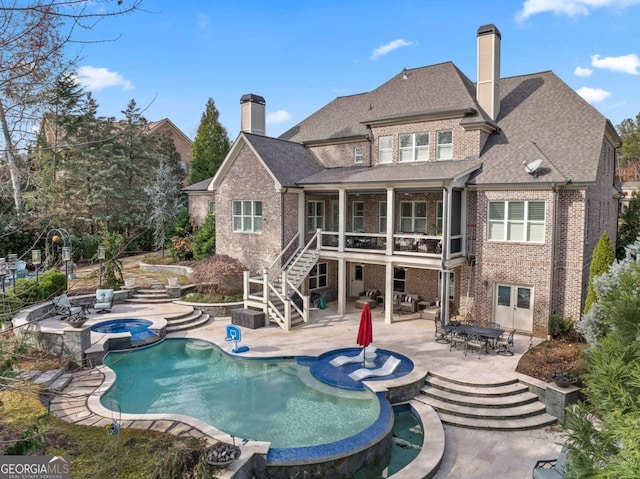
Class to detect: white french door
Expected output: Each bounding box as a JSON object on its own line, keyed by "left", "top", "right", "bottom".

{"left": 494, "top": 284, "right": 533, "bottom": 332}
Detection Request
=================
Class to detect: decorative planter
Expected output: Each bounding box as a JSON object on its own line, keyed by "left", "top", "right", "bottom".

{"left": 124, "top": 278, "right": 136, "bottom": 288}
{"left": 66, "top": 317, "right": 88, "bottom": 328}
{"left": 205, "top": 443, "right": 241, "bottom": 469}
{"left": 168, "top": 277, "right": 178, "bottom": 287}
{"left": 550, "top": 371, "right": 577, "bottom": 388}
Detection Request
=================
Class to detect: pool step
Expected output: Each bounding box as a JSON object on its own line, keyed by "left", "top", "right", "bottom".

{"left": 417, "top": 373, "right": 556, "bottom": 431}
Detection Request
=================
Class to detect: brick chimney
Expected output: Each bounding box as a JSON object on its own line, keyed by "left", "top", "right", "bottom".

{"left": 240, "top": 94, "right": 266, "bottom": 135}
{"left": 476, "top": 24, "right": 501, "bottom": 121}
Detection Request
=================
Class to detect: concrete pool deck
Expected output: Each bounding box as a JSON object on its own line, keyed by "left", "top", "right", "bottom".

{"left": 43, "top": 298, "right": 565, "bottom": 478}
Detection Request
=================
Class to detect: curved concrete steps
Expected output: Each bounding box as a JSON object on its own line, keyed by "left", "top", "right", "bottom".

{"left": 165, "top": 308, "right": 211, "bottom": 333}
{"left": 417, "top": 373, "right": 557, "bottom": 431}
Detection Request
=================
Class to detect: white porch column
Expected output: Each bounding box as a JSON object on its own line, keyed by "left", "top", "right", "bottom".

{"left": 337, "top": 257, "right": 347, "bottom": 316}
{"left": 386, "top": 187, "right": 394, "bottom": 255}
{"left": 384, "top": 262, "right": 394, "bottom": 324}
{"left": 297, "top": 190, "right": 306, "bottom": 248}
{"left": 338, "top": 188, "right": 346, "bottom": 252}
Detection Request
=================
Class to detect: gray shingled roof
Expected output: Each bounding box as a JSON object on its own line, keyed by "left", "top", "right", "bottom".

{"left": 242, "top": 132, "right": 325, "bottom": 187}
{"left": 182, "top": 177, "right": 212, "bottom": 191}
{"left": 472, "top": 71, "right": 611, "bottom": 185}
{"left": 299, "top": 159, "right": 481, "bottom": 186}
{"left": 280, "top": 62, "right": 482, "bottom": 143}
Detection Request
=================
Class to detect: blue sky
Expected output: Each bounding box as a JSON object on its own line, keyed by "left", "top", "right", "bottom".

{"left": 73, "top": 0, "right": 640, "bottom": 140}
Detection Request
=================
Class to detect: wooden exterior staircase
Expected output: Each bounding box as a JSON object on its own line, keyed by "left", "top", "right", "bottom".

{"left": 243, "top": 231, "right": 320, "bottom": 330}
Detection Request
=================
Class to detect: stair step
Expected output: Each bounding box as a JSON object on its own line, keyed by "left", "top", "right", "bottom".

{"left": 126, "top": 297, "right": 173, "bottom": 304}
{"left": 166, "top": 311, "right": 203, "bottom": 326}
{"left": 420, "top": 385, "right": 539, "bottom": 408}
{"left": 428, "top": 372, "right": 520, "bottom": 388}
{"left": 47, "top": 373, "right": 74, "bottom": 392}
{"left": 436, "top": 411, "right": 557, "bottom": 431}
{"left": 166, "top": 314, "right": 211, "bottom": 333}
{"left": 164, "top": 308, "right": 196, "bottom": 321}
{"left": 417, "top": 395, "right": 547, "bottom": 419}
{"left": 136, "top": 288, "right": 168, "bottom": 295}
{"left": 426, "top": 375, "right": 528, "bottom": 397}
{"left": 33, "top": 368, "right": 64, "bottom": 386}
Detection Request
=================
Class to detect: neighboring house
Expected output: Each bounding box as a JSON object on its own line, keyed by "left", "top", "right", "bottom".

{"left": 620, "top": 182, "right": 640, "bottom": 212}
{"left": 186, "top": 25, "right": 620, "bottom": 337}
{"left": 38, "top": 115, "right": 193, "bottom": 183}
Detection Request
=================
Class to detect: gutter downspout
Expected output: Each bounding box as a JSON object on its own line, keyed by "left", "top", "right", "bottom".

{"left": 548, "top": 182, "right": 559, "bottom": 340}
{"left": 367, "top": 127, "right": 373, "bottom": 167}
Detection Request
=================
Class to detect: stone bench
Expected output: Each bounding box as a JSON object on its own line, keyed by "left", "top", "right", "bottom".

{"left": 231, "top": 308, "right": 266, "bottom": 329}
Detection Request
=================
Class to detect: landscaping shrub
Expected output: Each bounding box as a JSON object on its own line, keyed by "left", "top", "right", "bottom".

{"left": 69, "top": 234, "right": 102, "bottom": 263}
{"left": 171, "top": 231, "right": 193, "bottom": 261}
{"left": 190, "top": 254, "right": 244, "bottom": 296}
{"left": 549, "top": 313, "right": 575, "bottom": 340}
{"left": 192, "top": 214, "right": 216, "bottom": 260}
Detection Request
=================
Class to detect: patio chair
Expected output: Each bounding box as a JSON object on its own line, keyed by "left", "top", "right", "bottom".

{"left": 434, "top": 313, "right": 450, "bottom": 344}
{"left": 532, "top": 446, "right": 569, "bottom": 479}
{"left": 94, "top": 288, "right": 114, "bottom": 313}
{"left": 349, "top": 355, "right": 401, "bottom": 382}
{"left": 465, "top": 334, "right": 488, "bottom": 358}
{"left": 52, "top": 294, "right": 83, "bottom": 319}
{"left": 496, "top": 330, "right": 515, "bottom": 356}
{"left": 329, "top": 346, "right": 377, "bottom": 367}
{"left": 399, "top": 293, "right": 421, "bottom": 313}
{"left": 449, "top": 331, "right": 466, "bottom": 352}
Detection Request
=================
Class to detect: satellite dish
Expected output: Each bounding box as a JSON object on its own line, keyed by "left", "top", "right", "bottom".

{"left": 523, "top": 159, "right": 542, "bottom": 178}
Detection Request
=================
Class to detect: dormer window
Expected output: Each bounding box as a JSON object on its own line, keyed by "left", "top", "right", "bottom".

{"left": 436, "top": 130, "right": 453, "bottom": 160}
{"left": 399, "top": 132, "right": 429, "bottom": 162}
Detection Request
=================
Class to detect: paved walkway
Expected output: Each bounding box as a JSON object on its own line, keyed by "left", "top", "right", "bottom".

{"left": 31, "top": 268, "right": 566, "bottom": 478}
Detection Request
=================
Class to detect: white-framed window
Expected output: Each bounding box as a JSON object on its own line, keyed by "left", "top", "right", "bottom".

{"left": 354, "top": 147, "right": 364, "bottom": 164}
{"left": 399, "top": 132, "right": 429, "bottom": 162}
{"left": 352, "top": 201, "right": 364, "bottom": 232}
{"left": 436, "top": 201, "right": 443, "bottom": 235}
{"left": 330, "top": 201, "right": 339, "bottom": 232}
{"left": 436, "top": 130, "right": 453, "bottom": 160}
{"left": 232, "top": 200, "right": 262, "bottom": 233}
{"left": 488, "top": 200, "right": 545, "bottom": 243}
{"left": 307, "top": 200, "right": 324, "bottom": 232}
{"left": 379, "top": 201, "right": 387, "bottom": 233}
{"left": 400, "top": 201, "right": 427, "bottom": 233}
{"left": 378, "top": 135, "right": 393, "bottom": 164}
{"left": 309, "top": 262, "right": 328, "bottom": 290}
{"left": 208, "top": 201, "right": 216, "bottom": 215}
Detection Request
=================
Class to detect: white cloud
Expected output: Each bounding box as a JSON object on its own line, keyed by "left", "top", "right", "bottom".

{"left": 371, "top": 39, "right": 414, "bottom": 60}
{"left": 75, "top": 65, "right": 133, "bottom": 91}
{"left": 517, "top": 0, "right": 640, "bottom": 20}
{"left": 576, "top": 86, "right": 611, "bottom": 103}
{"left": 266, "top": 110, "right": 292, "bottom": 124}
{"left": 574, "top": 66, "right": 593, "bottom": 77}
{"left": 591, "top": 53, "right": 640, "bottom": 74}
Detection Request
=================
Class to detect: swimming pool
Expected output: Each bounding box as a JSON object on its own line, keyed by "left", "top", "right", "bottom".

{"left": 101, "top": 339, "right": 382, "bottom": 449}
{"left": 91, "top": 318, "right": 153, "bottom": 334}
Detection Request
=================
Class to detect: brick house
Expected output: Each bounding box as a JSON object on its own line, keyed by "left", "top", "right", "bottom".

{"left": 186, "top": 25, "right": 620, "bottom": 337}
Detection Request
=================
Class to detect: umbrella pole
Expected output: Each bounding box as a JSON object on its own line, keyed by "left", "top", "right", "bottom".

{"left": 362, "top": 346, "right": 366, "bottom": 368}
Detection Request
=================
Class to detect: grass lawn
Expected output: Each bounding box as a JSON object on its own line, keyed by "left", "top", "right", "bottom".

{"left": 0, "top": 386, "right": 218, "bottom": 478}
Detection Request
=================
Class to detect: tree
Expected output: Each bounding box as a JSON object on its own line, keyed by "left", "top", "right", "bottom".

{"left": 583, "top": 232, "right": 614, "bottom": 314}
{"left": 187, "top": 98, "right": 230, "bottom": 185}
{"left": 192, "top": 214, "right": 216, "bottom": 259}
{"left": 564, "top": 238, "right": 640, "bottom": 478}
{"left": 617, "top": 191, "right": 640, "bottom": 259}
{"left": 145, "top": 161, "right": 182, "bottom": 254}
{"left": 617, "top": 114, "right": 640, "bottom": 172}
{"left": 0, "top": 1, "right": 143, "bottom": 218}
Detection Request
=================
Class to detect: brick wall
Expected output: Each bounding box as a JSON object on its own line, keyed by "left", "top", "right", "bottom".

{"left": 215, "top": 143, "right": 283, "bottom": 274}
{"left": 188, "top": 193, "right": 214, "bottom": 226}
{"left": 310, "top": 140, "right": 371, "bottom": 168}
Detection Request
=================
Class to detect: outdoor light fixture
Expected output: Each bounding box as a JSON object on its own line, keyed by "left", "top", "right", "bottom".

{"left": 98, "top": 245, "right": 106, "bottom": 289}
{"left": 7, "top": 253, "right": 17, "bottom": 294}
{"left": 32, "top": 249, "right": 41, "bottom": 284}
{"left": 0, "top": 258, "right": 7, "bottom": 322}
{"left": 62, "top": 247, "right": 71, "bottom": 291}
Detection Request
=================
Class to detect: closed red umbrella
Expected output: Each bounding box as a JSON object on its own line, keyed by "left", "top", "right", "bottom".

{"left": 356, "top": 303, "right": 373, "bottom": 367}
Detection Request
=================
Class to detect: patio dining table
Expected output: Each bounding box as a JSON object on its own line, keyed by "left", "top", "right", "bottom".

{"left": 445, "top": 324, "right": 505, "bottom": 349}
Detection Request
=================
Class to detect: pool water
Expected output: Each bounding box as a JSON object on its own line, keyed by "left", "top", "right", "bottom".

{"left": 101, "top": 339, "right": 380, "bottom": 448}
{"left": 381, "top": 408, "right": 424, "bottom": 477}
{"left": 91, "top": 319, "right": 153, "bottom": 334}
